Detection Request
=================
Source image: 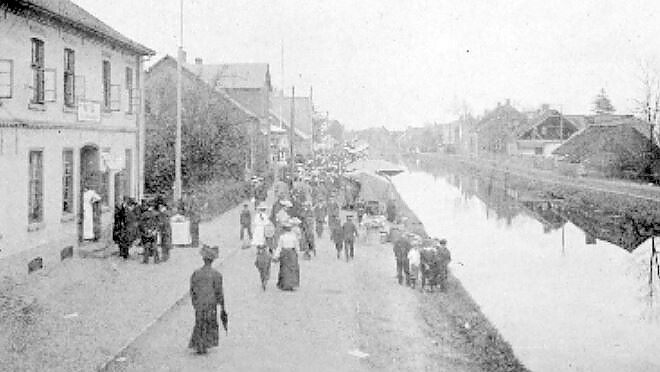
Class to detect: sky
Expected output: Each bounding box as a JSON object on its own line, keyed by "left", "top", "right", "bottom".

{"left": 74, "top": 0, "right": 660, "bottom": 130}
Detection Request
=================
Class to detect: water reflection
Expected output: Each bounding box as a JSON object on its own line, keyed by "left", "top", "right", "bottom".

{"left": 393, "top": 161, "right": 660, "bottom": 372}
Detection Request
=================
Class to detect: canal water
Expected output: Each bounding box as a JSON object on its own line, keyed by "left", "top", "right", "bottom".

{"left": 391, "top": 163, "right": 660, "bottom": 372}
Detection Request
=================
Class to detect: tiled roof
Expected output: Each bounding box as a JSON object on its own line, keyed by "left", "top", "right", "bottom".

{"left": 147, "top": 55, "right": 259, "bottom": 120}
{"left": 270, "top": 95, "right": 314, "bottom": 138}
{"left": 185, "top": 63, "right": 269, "bottom": 89}
{"left": 8, "top": 0, "right": 154, "bottom": 55}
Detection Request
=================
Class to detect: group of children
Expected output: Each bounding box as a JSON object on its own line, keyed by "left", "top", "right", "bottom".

{"left": 393, "top": 231, "right": 451, "bottom": 292}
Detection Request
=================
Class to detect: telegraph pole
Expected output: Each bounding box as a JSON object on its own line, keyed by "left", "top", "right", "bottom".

{"left": 289, "top": 86, "right": 295, "bottom": 179}
{"left": 174, "top": 0, "right": 183, "bottom": 201}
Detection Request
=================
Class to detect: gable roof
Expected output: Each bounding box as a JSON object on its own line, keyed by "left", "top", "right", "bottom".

{"left": 6, "top": 0, "right": 154, "bottom": 55}
{"left": 147, "top": 55, "right": 259, "bottom": 120}
{"left": 552, "top": 122, "right": 660, "bottom": 161}
{"left": 184, "top": 63, "right": 269, "bottom": 89}
{"left": 270, "top": 95, "right": 314, "bottom": 138}
{"left": 516, "top": 109, "right": 579, "bottom": 140}
{"left": 475, "top": 101, "right": 528, "bottom": 135}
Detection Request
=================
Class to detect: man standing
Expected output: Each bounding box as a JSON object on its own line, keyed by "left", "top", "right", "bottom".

{"left": 393, "top": 233, "right": 412, "bottom": 285}
{"left": 240, "top": 203, "right": 252, "bottom": 242}
{"left": 342, "top": 215, "right": 358, "bottom": 262}
{"left": 189, "top": 245, "right": 225, "bottom": 354}
{"left": 435, "top": 239, "right": 452, "bottom": 292}
{"left": 140, "top": 200, "right": 160, "bottom": 264}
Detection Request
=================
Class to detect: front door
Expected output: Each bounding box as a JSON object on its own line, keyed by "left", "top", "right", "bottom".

{"left": 79, "top": 145, "right": 100, "bottom": 242}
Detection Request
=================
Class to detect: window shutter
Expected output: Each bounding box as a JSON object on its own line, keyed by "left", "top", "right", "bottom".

{"left": 0, "top": 60, "right": 12, "bottom": 98}
{"left": 44, "top": 68, "right": 56, "bottom": 102}
{"left": 110, "top": 84, "right": 121, "bottom": 111}
{"left": 74, "top": 75, "right": 85, "bottom": 102}
{"left": 130, "top": 87, "right": 140, "bottom": 113}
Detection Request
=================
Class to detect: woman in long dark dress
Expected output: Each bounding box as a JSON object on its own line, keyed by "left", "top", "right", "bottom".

{"left": 274, "top": 220, "right": 300, "bottom": 291}
{"left": 189, "top": 245, "right": 225, "bottom": 354}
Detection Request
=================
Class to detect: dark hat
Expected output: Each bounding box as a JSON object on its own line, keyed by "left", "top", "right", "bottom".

{"left": 439, "top": 239, "right": 447, "bottom": 245}
{"left": 200, "top": 244, "right": 219, "bottom": 260}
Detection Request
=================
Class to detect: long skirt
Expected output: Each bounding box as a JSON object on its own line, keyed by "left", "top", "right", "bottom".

{"left": 277, "top": 248, "right": 300, "bottom": 291}
{"left": 189, "top": 305, "right": 219, "bottom": 352}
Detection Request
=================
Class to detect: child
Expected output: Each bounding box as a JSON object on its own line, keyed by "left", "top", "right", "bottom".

{"left": 407, "top": 243, "right": 421, "bottom": 289}
{"left": 254, "top": 245, "right": 272, "bottom": 291}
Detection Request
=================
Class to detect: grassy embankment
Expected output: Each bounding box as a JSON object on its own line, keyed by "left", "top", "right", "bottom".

{"left": 356, "top": 167, "right": 528, "bottom": 372}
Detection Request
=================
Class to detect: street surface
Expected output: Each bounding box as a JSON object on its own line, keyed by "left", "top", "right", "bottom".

{"left": 103, "top": 218, "right": 472, "bottom": 372}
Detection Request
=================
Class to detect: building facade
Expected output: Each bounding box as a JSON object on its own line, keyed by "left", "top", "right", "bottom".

{"left": 0, "top": 1, "right": 154, "bottom": 259}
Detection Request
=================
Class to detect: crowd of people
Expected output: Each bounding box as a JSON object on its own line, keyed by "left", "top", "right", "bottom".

{"left": 112, "top": 194, "right": 201, "bottom": 263}
{"left": 184, "top": 147, "right": 453, "bottom": 355}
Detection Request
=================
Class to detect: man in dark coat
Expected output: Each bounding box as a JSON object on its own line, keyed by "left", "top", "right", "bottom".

{"left": 113, "top": 197, "right": 131, "bottom": 259}
{"left": 393, "top": 234, "right": 412, "bottom": 285}
{"left": 239, "top": 204, "right": 252, "bottom": 241}
{"left": 156, "top": 198, "right": 172, "bottom": 262}
{"left": 189, "top": 245, "right": 225, "bottom": 354}
{"left": 331, "top": 222, "right": 344, "bottom": 259}
{"left": 435, "top": 239, "right": 451, "bottom": 292}
{"left": 140, "top": 202, "right": 160, "bottom": 264}
{"left": 386, "top": 199, "right": 397, "bottom": 223}
{"left": 342, "top": 215, "right": 358, "bottom": 261}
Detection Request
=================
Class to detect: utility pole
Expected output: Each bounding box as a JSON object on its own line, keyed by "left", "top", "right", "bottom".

{"left": 174, "top": 0, "right": 183, "bottom": 201}
{"left": 289, "top": 86, "right": 295, "bottom": 179}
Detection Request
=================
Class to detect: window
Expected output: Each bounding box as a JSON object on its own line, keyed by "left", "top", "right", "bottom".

{"left": 31, "top": 38, "right": 45, "bottom": 104}
{"left": 102, "top": 60, "right": 111, "bottom": 110}
{"left": 63, "top": 49, "right": 75, "bottom": 107}
{"left": 0, "top": 59, "right": 13, "bottom": 98}
{"left": 125, "top": 67, "right": 133, "bottom": 113}
{"left": 62, "top": 149, "right": 74, "bottom": 213}
{"left": 28, "top": 150, "right": 44, "bottom": 223}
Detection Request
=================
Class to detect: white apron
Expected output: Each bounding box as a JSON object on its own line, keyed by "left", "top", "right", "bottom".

{"left": 83, "top": 190, "right": 101, "bottom": 240}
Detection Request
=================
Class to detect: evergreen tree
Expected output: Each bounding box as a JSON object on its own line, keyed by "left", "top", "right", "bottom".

{"left": 592, "top": 88, "right": 615, "bottom": 114}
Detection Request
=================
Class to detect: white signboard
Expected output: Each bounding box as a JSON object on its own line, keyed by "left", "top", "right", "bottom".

{"left": 77, "top": 101, "right": 101, "bottom": 122}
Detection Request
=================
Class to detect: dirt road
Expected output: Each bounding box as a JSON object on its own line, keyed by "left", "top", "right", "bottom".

{"left": 103, "top": 221, "right": 481, "bottom": 372}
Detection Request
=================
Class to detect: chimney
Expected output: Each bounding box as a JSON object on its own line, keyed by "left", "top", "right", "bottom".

{"left": 194, "top": 57, "right": 203, "bottom": 65}
{"left": 505, "top": 98, "right": 511, "bottom": 106}
{"left": 178, "top": 49, "right": 187, "bottom": 63}
{"left": 541, "top": 103, "right": 549, "bottom": 111}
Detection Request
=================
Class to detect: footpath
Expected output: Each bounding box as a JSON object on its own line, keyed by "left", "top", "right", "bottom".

{"left": 0, "top": 198, "right": 252, "bottom": 372}
{"left": 102, "top": 210, "right": 478, "bottom": 372}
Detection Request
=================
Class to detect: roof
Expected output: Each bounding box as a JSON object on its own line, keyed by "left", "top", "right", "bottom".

{"left": 147, "top": 55, "right": 259, "bottom": 120}
{"left": 516, "top": 109, "right": 579, "bottom": 140}
{"left": 270, "top": 95, "right": 314, "bottom": 138}
{"left": 185, "top": 63, "right": 269, "bottom": 89}
{"left": 552, "top": 123, "right": 660, "bottom": 161}
{"left": 6, "top": 0, "right": 154, "bottom": 55}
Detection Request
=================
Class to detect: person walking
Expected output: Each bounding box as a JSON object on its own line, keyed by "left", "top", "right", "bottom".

{"left": 254, "top": 244, "right": 272, "bottom": 291}
{"left": 189, "top": 245, "right": 225, "bottom": 354}
{"left": 342, "top": 215, "right": 358, "bottom": 261}
{"left": 274, "top": 219, "right": 300, "bottom": 291}
{"left": 393, "top": 233, "right": 412, "bottom": 285}
{"left": 313, "top": 201, "right": 326, "bottom": 238}
{"left": 239, "top": 203, "right": 252, "bottom": 242}
{"left": 331, "top": 222, "right": 344, "bottom": 259}
{"left": 157, "top": 198, "right": 172, "bottom": 262}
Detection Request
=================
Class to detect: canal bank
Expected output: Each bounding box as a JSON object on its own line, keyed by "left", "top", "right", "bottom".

{"left": 393, "top": 158, "right": 660, "bottom": 372}
{"left": 350, "top": 161, "right": 528, "bottom": 372}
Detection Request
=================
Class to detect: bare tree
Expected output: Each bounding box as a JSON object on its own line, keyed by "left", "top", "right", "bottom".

{"left": 634, "top": 60, "right": 660, "bottom": 146}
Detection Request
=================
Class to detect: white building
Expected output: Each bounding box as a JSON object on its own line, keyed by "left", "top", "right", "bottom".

{"left": 0, "top": 0, "right": 154, "bottom": 259}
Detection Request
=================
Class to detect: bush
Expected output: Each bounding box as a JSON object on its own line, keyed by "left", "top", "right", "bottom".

{"left": 186, "top": 179, "right": 250, "bottom": 221}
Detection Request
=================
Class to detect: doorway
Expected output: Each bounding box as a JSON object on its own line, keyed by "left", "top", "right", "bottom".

{"left": 79, "top": 144, "right": 100, "bottom": 242}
